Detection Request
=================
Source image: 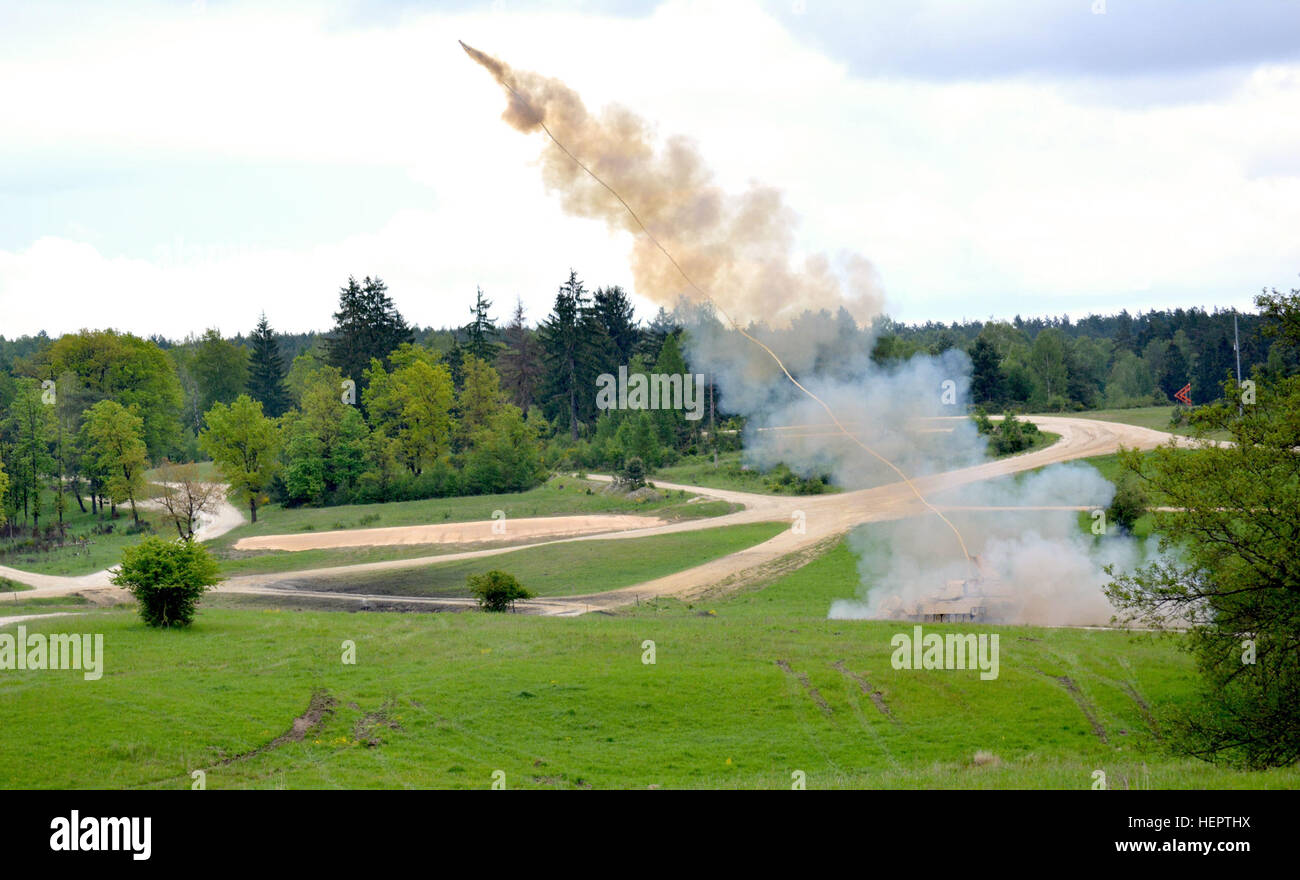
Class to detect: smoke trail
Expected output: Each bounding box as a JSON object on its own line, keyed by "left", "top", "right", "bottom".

{"left": 459, "top": 41, "right": 884, "bottom": 328}
{"left": 461, "top": 40, "right": 977, "bottom": 573}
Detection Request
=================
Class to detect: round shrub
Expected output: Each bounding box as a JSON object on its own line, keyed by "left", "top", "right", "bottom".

{"left": 111, "top": 536, "right": 222, "bottom": 628}
{"left": 467, "top": 570, "right": 533, "bottom": 613}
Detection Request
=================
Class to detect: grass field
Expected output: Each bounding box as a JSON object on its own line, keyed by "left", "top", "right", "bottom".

{"left": 270, "top": 521, "right": 788, "bottom": 598}
{"left": 3, "top": 533, "right": 1294, "bottom": 789}
{"left": 1033, "top": 405, "right": 1232, "bottom": 442}
{"left": 0, "top": 594, "right": 96, "bottom": 618}
{"left": 654, "top": 451, "right": 842, "bottom": 495}
{"left": 143, "top": 461, "right": 221, "bottom": 483}
{"left": 0, "top": 488, "right": 169, "bottom": 576}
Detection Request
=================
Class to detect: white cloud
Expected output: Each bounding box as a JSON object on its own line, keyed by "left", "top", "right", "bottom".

{"left": 1, "top": 0, "right": 1297, "bottom": 337}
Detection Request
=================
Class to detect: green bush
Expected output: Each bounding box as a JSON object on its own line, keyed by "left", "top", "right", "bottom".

{"left": 111, "top": 536, "right": 222, "bottom": 628}
{"left": 467, "top": 570, "right": 533, "bottom": 613}
{"left": 620, "top": 456, "right": 647, "bottom": 489}
{"left": 1107, "top": 472, "right": 1149, "bottom": 534}
{"left": 762, "top": 463, "right": 830, "bottom": 494}
{"left": 987, "top": 412, "right": 1039, "bottom": 456}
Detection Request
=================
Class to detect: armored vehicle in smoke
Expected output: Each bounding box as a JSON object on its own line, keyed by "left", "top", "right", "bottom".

{"left": 881, "top": 556, "right": 1014, "bottom": 623}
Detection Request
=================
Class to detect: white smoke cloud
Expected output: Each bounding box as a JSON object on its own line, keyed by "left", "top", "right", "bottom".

{"left": 682, "top": 315, "right": 1160, "bottom": 626}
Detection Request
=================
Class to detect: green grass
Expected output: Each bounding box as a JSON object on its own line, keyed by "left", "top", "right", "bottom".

{"left": 0, "top": 488, "right": 168, "bottom": 577}
{"left": 143, "top": 460, "right": 220, "bottom": 483}
{"left": 286, "top": 521, "right": 788, "bottom": 598}
{"left": 0, "top": 595, "right": 96, "bottom": 618}
{"left": 0, "top": 577, "right": 32, "bottom": 593}
{"left": 654, "top": 451, "right": 842, "bottom": 495}
{"left": 2, "top": 533, "right": 1295, "bottom": 789}
{"left": 1037, "top": 406, "right": 1232, "bottom": 442}
{"left": 990, "top": 430, "right": 1059, "bottom": 458}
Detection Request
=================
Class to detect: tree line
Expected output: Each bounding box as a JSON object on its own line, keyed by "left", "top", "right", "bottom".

{"left": 4, "top": 275, "right": 1296, "bottom": 532}
{"left": 0, "top": 271, "right": 712, "bottom": 531}
{"left": 873, "top": 302, "right": 1296, "bottom": 411}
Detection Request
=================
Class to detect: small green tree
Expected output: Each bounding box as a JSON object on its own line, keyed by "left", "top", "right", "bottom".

{"left": 112, "top": 536, "right": 222, "bottom": 627}
{"left": 468, "top": 570, "right": 532, "bottom": 612}
{"left": 620, "top": 456, "right": 647, "bottom": 489}
{"left": 84, "top": 399, "right": 149, "bottom": 525}
{"left": 247, "top": 313, "right": 291, "bottom": 417}
{"left": 1106, "top": 335, "right": 1300, "bottom": 767}
{"left": 463, "top": 404, "right": 546, "bottom": 494}
{"left": 200, "top": 394, "right": 281, "bottom": 522}
{"left": 1106, "top": 472, "right": 1148, "bottom": 534}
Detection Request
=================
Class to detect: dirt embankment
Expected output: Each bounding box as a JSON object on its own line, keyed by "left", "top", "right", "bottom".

{"left": 232, "top": 514, "right": 665, "bottom": 552}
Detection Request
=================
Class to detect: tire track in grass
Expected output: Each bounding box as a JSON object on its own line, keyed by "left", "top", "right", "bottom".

{"left": 1119, "top": 681, "right": 1162, "bottom": 742}
{"left": 1115, "top": 658, "right": 1162, "bottom": 743}
{"left": 775, "top": 659, "right": 833, "bottom": 716}
{"left": 828, "top": 660, "right": 901, "bottom": 771}
{"left": 1030, "top": 667, "right": 1109, "bottom": 744}
{"left": 215, "top": 689, "right": 338, "bottom": 766}
{"left": 832, "top": 660, "right": 897, "bottom": 723}
{"left": 769, "top": 657, "right": 846, "bottom": 782}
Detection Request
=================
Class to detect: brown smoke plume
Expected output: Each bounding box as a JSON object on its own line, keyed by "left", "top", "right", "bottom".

{"left": 460, "top": 41, "right": 884, "bottom": 327}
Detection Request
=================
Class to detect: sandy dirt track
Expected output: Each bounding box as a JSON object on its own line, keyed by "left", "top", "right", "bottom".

{"left": 232, "top": 514, "right": 666, "bottom": 552}
{"left": 2, "top": 417, "right": 1204, "bottom": 618}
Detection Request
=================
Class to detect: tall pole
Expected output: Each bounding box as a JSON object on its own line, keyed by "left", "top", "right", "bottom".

{"left": 1234, "top": 310, "right": 1243, "bottom": 416}
{"left": 1233, "top": 310, "right": 1242, "bottom": 383}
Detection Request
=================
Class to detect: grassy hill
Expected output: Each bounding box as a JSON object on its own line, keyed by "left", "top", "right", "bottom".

{"left": 3, "top": 535, "right": 1294, "bottom": 789}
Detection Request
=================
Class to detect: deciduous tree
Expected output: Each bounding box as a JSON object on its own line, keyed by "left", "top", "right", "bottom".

{"left": 199, "top": 394, "right": 280, "bottom": 523}
{"left": 83, "top": 399, "right": 149, "bottom": 525}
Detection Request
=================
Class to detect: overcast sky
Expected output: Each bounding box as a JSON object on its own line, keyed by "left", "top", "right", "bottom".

{"left": 2, "top": 0, "right": 1298, "bottom": 338}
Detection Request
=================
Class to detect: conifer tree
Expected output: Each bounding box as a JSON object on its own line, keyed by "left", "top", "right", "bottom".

{"left": 247, "top": 313, "right": 290, "bottom": 417}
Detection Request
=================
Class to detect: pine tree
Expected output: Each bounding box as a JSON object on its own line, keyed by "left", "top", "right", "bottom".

{"left": 1159, "top": 340, "right": 1191, "bottom": 402}
{"left": 247, "top": 313, "right": 290, "bottom": 417}
{"left": 651, "top": 331, "right": 692, "bottom": 452}
{"left": 968, "top": 336, "right": 1006, "bottom": 406}
{"left": 6, "top": 379, "right": 53, "bottom": 535}
{"left": 465, "top": 287, "right": 498, "bottom": 364}
{"left": 498, "top": 298, "right": 544, "bottom": 415}
{"left": 539, "top": 270, "right": 600, "bottom": 441}
{"left": 446, "top": 337, "right": 467, "bottom": 392}
{"left": 638, "top": 307, "right": 678, "bottom": 364}
{"left": 324, "top": 275, "right": 412, "bottom": 394}
{"left": 592, "top": 285, "right": 638, "bottom": 371}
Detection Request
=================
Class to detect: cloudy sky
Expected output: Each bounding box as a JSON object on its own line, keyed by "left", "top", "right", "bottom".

{"left": 2, "top": 0, "right": 1298, "bottom": 338}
